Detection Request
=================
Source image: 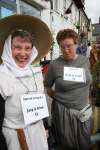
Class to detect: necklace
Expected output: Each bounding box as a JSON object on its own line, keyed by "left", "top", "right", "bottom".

{"left": 17, "top": 67, "right": 38, "bottom": 93}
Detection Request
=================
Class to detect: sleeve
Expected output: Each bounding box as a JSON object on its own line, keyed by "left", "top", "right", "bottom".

{"left": 0, "top": 94, "right": 5, "bottom": 128}
{"left": 44, "top": 63, "right": 55, "bottom": 88}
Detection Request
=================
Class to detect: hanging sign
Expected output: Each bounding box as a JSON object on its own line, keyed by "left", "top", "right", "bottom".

{"left": 21, "top": 93, "right": 49, "bottom": 125}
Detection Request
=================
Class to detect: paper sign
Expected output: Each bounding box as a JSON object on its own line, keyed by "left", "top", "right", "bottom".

{"left": 21, "top": 93, "right": 49, "bottom": 125}
{"left": 63, "top": 67, "right": 86, "bottom": 82}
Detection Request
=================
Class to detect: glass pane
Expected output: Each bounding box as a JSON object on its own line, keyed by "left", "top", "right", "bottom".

{"left": 0, "top": 0, "right": 16, "bottom": 2}
{"left": 20, "top": 1, "right": 41, "bottom": 18}
{"left": 1, "top": 6, "right": 13, "bottom": 17}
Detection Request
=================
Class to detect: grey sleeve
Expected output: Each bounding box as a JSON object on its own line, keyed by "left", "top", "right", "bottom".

{"left": 44, "top": 63, "right": 55, "bottom": 88}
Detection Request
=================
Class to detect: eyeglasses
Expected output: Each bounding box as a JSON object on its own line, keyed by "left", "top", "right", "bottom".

{"left": 60, "top": 44, "right": 75, "bottom": 50}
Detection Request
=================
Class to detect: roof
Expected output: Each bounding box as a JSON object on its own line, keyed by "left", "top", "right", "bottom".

{"left": 73, "top": 0, "right": 84, "bottom": 9}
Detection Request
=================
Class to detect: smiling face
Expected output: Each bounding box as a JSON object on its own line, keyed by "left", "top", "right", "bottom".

{"left": 59, "top": 38, "right": 77, "bottom": 60}
{"left": 11, "top": 36, "right": 32, "bottom": 68}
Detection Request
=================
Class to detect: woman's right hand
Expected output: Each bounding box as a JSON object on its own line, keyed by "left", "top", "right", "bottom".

{"left": 47, "top": 88, "right": 55, "bottom": 98}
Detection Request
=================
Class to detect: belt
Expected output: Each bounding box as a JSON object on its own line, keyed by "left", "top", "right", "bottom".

{"left": 70, "top": 104, "right": 92, "bottom": 122}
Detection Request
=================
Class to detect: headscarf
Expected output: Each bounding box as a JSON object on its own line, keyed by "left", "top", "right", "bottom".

{"left": 0, "top": 34, "right": 38, "bottom": 77}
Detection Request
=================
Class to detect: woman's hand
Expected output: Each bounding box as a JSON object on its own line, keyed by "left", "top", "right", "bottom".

{"left": 47, "top": 88, "right": 55, "bottom": 98}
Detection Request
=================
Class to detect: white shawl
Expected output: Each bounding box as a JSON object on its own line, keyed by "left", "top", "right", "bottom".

{"left": 0, "top": 35, "right": 38, "bottom": 77}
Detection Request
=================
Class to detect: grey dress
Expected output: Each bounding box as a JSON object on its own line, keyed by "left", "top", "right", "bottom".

{"left": 45, "top": 55, "right": 92, "bottom": 150}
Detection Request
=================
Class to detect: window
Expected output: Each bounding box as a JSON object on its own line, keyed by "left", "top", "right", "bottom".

{"left": 1, "top": 7, "right": 13, "bottom": 17}
{"left": 0, "top": 0, "right": 16, "bottom": 2}
{"left": 20, "top": 1, "right": 41, "bottom": 18}
{"left": 0, "top": 0, "right": 16, "bottom": 18}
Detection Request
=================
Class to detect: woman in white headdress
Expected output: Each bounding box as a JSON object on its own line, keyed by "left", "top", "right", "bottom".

{"left": 0, "top": 29, "right": 49, "bottom": 150}
{"left": 0, "top": 15, "right": 53, "bottom": 150}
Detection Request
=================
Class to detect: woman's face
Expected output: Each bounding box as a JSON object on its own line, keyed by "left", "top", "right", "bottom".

{"left": 59, "top": 38, "right": 77, "bottom": 60}
{"left": 11, "top": 36, "right": 32, "bottom": 68}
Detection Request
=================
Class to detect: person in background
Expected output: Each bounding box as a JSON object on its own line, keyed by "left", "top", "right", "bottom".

{"left": 91, "top": 50, "right": 100, "bottom": 149}
{"left": 0, "top": 15, "right": 52, "bottom": 150}
{"left": 76, "top": 43, "right": 87, "bottom": 56}
{"left": 92, "top": 50, "right": 100, "bottom": 126}
{"left": 89, "top": 45, "right": 98, "bottom": 102}
{"left": 76, "top": 43, "right": 82, "bottom": 55}
{"left": 81, "top": 43, "right": 87, "bottom": 56}
{"left": 40, "top": 60, "right": 51, "bottom": 75}
{"left": 89, "top": 44, "right": 98, "bottom": 74}
{"left": 44, "top": 29, "right": 92, "bottom": 150}
{"left": 86, "top": 42, "right": 92, "bottom": 58}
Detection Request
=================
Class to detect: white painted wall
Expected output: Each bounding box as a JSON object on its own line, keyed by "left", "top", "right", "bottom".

{"left": 50, "top": 0, "right": 80, "bottom": 59}
{"left": 33, "top": 0, "right": 49, "bottom": 9}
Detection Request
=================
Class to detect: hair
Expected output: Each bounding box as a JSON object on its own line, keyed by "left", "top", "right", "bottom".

{"left": 56, "top": 29, "right": 79, "bottom": 45}
{"left": 92, "top": 44, "right": 98, "bottom": 50}
{"left": 88, "top": 42, "right": 91, "bottom": 46}
{"left": 11, "top": 29, "right": 34, "bottom": 47}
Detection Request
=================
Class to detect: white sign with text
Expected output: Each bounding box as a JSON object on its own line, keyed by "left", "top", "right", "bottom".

{"left": 21, "top": 93, "right": 49, "bottom": 125}
{"left": 63, "top": 67, "right": 86, "bottom": 82}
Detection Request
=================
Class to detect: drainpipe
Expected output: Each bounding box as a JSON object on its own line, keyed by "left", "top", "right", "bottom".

{"left": 50, "top": 0, "right": 53, "bottom": 9}
{"left": 78, "top": 9, "right": 82, "bottom": 44}
{"left": 49, "top": 0, "right": 53, "bottom": 60}
{"left": 78, "top": 9, "right": 80, "bottom": 35}
{"left": 16, "top": 0, "right": 20, "bottom": 14}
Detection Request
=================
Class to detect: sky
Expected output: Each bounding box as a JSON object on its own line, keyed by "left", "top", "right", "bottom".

{"left": 85, "top": 0, "right": 100, "bottom": 23}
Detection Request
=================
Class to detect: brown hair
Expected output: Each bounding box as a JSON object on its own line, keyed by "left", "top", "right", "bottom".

{"left": 56, "top": 29, "right": 79, "bottom": 45}
{"left": 11, "top": 29, "right": 34, "bottom": 47}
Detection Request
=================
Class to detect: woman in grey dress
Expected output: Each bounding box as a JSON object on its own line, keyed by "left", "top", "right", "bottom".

{"left": 45, "top": 29, "right": 92, "bottom": 150}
